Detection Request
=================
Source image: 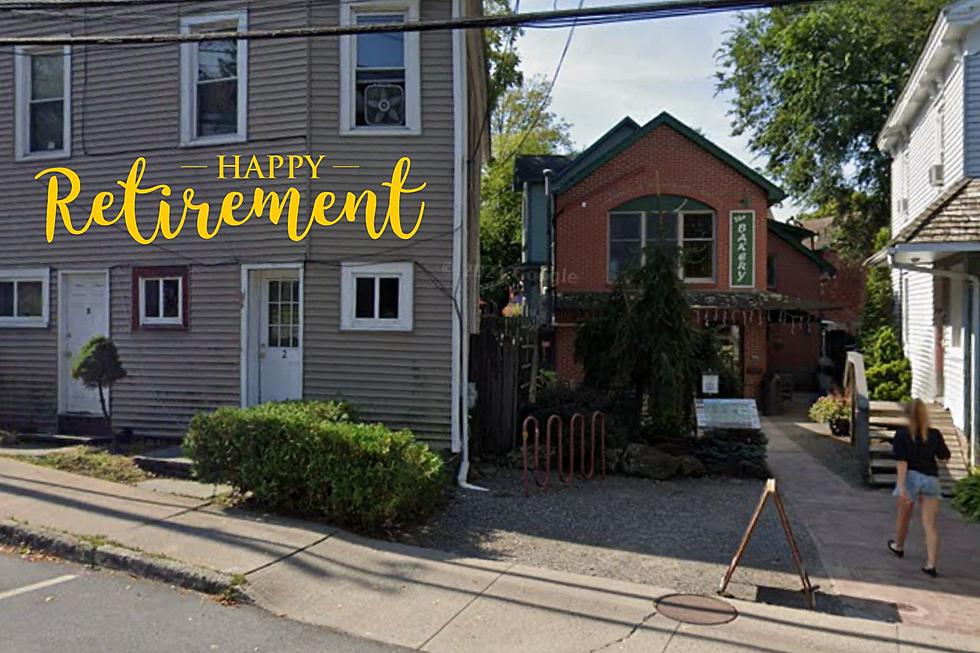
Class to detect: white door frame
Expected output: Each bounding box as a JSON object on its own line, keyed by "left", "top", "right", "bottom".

{"left": 57, "top": 268, "right": 111, "bottom": 414}
{"left": 239, "top": 263, "right": 304, "bottom": 406}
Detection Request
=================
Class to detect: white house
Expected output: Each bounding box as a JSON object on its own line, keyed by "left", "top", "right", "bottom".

{"left": 875, "top": 0, "right": 980, "bottom": 468}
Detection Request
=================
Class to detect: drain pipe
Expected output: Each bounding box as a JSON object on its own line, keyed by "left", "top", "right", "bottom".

{"left": 889, "top": 256, "right": 979, "bottom": 468}
{"left": 452, "top": 0, "right": 487, "bottom": 492}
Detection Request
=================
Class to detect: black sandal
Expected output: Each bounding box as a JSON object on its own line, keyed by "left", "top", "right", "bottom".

{"left": 887, "top": 540, "right": 905, "bottom": 558}
{"left": 922, "top": 566, "right": 938, "bottom": 578}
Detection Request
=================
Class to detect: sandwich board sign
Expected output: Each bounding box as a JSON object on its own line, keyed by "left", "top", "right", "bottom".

{"left": 695, "top": 399, "right": 761, "bottom": 430}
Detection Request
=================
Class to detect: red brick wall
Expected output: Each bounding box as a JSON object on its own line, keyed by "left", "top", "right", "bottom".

{"left": 552, "top": 122, "right": 774, "bottom": 398}
{"left": 821, "top": 250, "right": 865, "bottom": 334}
{"left": 768, "top": 235, "right": 824, "bottom": 301}
{"left": 554, "top": 124, "right": 770, "bottom": 293}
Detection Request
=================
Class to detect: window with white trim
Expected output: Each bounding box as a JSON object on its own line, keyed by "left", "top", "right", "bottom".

{"left": 340, "top": 262, "right": 413, "bottom": 331}
{"left": 340, "top": 0, "right": 421, "bottom": 134}
{"left": 134, "top": 267, "right": 188, "bottom": 329}
{"left": 180, "top": 12, "right": 248, "bottom": 145}
{"left": 14, "top": 45, "right": 71, "bottom": 160}
{"left": 0, "top": 268, "right": 49, "bottom": 327}
{"left": 608, "top": 211, "right": 715, "bottom": 282}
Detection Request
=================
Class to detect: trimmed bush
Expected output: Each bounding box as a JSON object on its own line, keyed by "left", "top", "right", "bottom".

{"left": 695, "top": 429, "right": 769, "bottom": 479}
{"left": 952, "top": 471, "right": 980, "bottom": 522}
{"left": 184, "top": 401, "right": 445, "bottom": 534}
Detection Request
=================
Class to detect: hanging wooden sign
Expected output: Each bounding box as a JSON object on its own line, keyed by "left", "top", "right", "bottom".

{"left": 730, "top": 210, "right": 755, "bottom": 288}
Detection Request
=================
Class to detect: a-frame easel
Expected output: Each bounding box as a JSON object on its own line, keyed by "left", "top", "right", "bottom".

{"left": 718, "top": 478, "right": 816, "bottom": 609}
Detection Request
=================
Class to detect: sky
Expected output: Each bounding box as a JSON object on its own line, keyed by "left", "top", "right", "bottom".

{"left": 514, "top": 0, "right": 800, "bottom": 219}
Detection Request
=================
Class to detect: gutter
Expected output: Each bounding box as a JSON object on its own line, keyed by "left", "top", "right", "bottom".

{"left": 890, "top": 254, "right": 979, "bottom": 469}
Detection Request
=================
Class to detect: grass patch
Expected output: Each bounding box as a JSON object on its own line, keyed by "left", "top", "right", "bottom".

{"left": 11, "top": 446, "right": 150, "bottom": 485}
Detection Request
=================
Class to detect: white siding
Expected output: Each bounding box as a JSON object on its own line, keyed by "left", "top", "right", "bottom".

{"left": 892, "top": 57, "right": 966, "bottom": 234}
{"left": 943, "top": 276, "right": 968, "bottom": 428}
{"left": 902, "top": 269, "right": 936, "bottom": 402}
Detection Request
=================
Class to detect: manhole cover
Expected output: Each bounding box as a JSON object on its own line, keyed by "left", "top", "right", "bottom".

{"left": 656, "top": 594, "right": 738, "bottom": 625}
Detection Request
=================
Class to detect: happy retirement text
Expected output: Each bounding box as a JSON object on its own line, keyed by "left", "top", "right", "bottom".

{"left": 34, "top": 155, "right": 426, "bottom": 244}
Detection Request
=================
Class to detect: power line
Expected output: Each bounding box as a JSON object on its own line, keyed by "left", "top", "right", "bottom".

{"left": 0, "top": 0, "right": 824, "bottom": 46}
{"left": 493, "top": 0, "right": 584, "bottom": 168}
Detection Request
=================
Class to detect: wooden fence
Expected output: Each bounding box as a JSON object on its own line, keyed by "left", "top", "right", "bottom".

{"left": 469, "top": 316, "right": 539, "bottom": 456}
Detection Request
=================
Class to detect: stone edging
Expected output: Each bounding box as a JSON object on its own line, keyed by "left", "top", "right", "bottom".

{"left": 0, "top": 519, "right": 248, "bottom": 600}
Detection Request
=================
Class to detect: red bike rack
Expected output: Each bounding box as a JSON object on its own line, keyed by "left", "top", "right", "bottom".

{"left": 522, "top": 411, "right": 606, "bottom": 496}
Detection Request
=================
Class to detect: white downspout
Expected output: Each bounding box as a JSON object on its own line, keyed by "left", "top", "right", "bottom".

{"left": 452, "top": 0, "right": 487, "bottom": 491}
{"left": 890, "top": 256, "right": 978, "bottom": 468}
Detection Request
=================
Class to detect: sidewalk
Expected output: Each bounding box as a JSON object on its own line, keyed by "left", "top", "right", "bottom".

{"left": 0, "top": 456, "right": 977, "bottom": 652}
{"left": 764, "top": 414, "right": 980, "bottom": 638}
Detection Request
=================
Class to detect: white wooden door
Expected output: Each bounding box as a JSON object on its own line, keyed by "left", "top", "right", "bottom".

{"left": 257, "top": 271, "right": 302, "bottom": 403}
{"left": 61, "top": 272, "right": 108, "bottom": 414}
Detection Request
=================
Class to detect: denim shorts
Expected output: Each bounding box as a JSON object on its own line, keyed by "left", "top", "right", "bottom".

{"left": 893, "top": 470, "right": 942, "bottom": 500}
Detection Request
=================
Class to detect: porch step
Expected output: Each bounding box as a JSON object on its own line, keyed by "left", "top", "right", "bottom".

{"left": 133, "top": 445, "right": 194, "bottom": 479}
{"left": 865, "top": 402, "right": 970, "bottom": 497}
{"left": 16, "top": 432, "right": 111, "bottom": 446}
{"left": 868, "top": 400, "right": 905, "bottom": 416}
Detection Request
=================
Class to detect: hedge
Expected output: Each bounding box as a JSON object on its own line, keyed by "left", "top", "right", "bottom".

{"left": 184, "top": 401, "right": 445, "bottom": 534}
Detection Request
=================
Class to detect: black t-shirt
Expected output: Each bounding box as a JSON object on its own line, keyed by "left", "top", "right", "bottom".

{"left": 892, "top": 427, "right": 951, "bottom": 477}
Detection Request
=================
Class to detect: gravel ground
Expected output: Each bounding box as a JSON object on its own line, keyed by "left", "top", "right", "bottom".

{"left": 405, "top": 465, "right": 834, "bottom": 611}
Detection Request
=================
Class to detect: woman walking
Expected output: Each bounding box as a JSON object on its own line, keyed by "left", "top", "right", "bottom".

{"left": 887, "top": 399, "right": 951, "bottom": 577}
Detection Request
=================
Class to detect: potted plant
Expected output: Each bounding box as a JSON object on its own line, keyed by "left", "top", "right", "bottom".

{"left": 808, "top": 394, "right": 850, "bottom": 437}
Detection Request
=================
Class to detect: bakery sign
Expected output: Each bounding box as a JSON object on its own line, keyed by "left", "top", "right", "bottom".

{"left": 729, "top": 210, "right": 755, "bottom": 288}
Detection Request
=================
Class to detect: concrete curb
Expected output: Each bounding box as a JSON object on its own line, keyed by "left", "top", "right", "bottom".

{"left": 0, "top": 519, "right": 248, "bottom": 600}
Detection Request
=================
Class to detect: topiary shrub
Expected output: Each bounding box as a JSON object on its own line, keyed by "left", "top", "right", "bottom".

{"left": 71, "top": 336, "right": 127, "bottom": 444}
{"left": 864, "top": 326, "right": 912, "bottom": 401}
{"left": 183, "top": 401, "right": 444, "bottom": 534}
{"left": 952, "top": 471, "right": 980, "bottom": 522}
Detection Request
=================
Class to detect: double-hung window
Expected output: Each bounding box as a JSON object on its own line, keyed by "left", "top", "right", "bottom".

{"left": 133, "top": 267, "right": 189, "bottom": 329}
{"left": 14, "top": 45, "right": 71, "bottom": 160}
{"left": 340, "top": 1, "right": 421, "bottom": 134}
{"left": 340, "top": 262, "right": 414, "bottom": 331}
{"left": 0, "top": 269, "right": 49, "bottom": 327}
{"left": 680, "top": 213, "right": 715, "bottom": 282}
{"left": 180, "top": 12, "right": 248, "bottom": 145}
{"left": 607, "top": 211, "right": 716, "bottom": 282}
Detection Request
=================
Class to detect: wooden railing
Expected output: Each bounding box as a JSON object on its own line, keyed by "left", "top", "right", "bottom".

{"left": 844, "top": 351, "right": 871, "bottom": 481}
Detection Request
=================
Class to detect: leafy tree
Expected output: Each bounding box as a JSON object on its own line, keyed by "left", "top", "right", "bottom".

{"left": 575, "top": 246, "right": 714, "bottom": 436}
{"left": 717, "top": 0, "right": 947, "bottom": 258}
{"left": 858, "top": 227, "right": 895, "bottom": 349}
{"left": 480, "top": 76, "right": 572, "bottom": 308}
{"left": 71, "top": 336, "right": 127, "bottom": 442}
{"left": 483, "top": 0, "right": 524, "bottom": 115}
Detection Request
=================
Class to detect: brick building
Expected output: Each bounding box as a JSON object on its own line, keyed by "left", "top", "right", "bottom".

{"left": 536, "top": 112, "right": 835, "bottom": 400}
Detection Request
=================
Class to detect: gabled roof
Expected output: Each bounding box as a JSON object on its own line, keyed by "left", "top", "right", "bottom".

{"left": 551, "top": 112, "right": 786, "bottom": 203}
{"left": 550, "top": 117, "right": 640, "bottom": 191}
{"left": 512, "top": 154, "right": 574, "bottom": 190}
{"left": 878, "top": 1, "right": 980, "bottom": 152}
{"left": 768, "top": 220, "right": 836, "bottom": 274}
{"left": 892, "top": 177, "right": 980, "bottom": 243}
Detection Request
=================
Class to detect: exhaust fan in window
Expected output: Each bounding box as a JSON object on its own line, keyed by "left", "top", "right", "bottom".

{"left": 929, "top": 163, "right": 945, "bottom": 187}
{"left": 364, "top": 84, "right": 405, "bottom": 126}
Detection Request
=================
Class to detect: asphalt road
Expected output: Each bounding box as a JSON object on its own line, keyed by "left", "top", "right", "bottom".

{"left": 0, "top": 549, "right": 410, "bottom": 653}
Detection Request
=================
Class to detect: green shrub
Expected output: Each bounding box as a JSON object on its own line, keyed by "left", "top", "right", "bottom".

{"left": 952, "top": 471, "right": 980, "bottom": 522}
{"left": 526, "top": 382, "right": 639, "bottom": 449}
{"left": 863, "top": 326, "right": 912, "bottom": 401}
{"left": 184, "top": 401, "right": 444, "bottom": 534}
{"left": 808, "top": 395, "right": 848, "bottom": 424}
{"left": 866, "top": 358, "right": 912, "bottom": 401}
{"left": 695, "top": 429, "right": 769, "bottom": 479}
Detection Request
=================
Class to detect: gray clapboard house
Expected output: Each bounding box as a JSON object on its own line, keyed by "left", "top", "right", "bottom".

{"left": 0, "top": 0, "right": 487, "bottom": 451}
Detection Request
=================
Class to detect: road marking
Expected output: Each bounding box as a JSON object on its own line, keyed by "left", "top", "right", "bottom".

{"left": 0, "top": 575, "right": 77, "bottom": 601}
